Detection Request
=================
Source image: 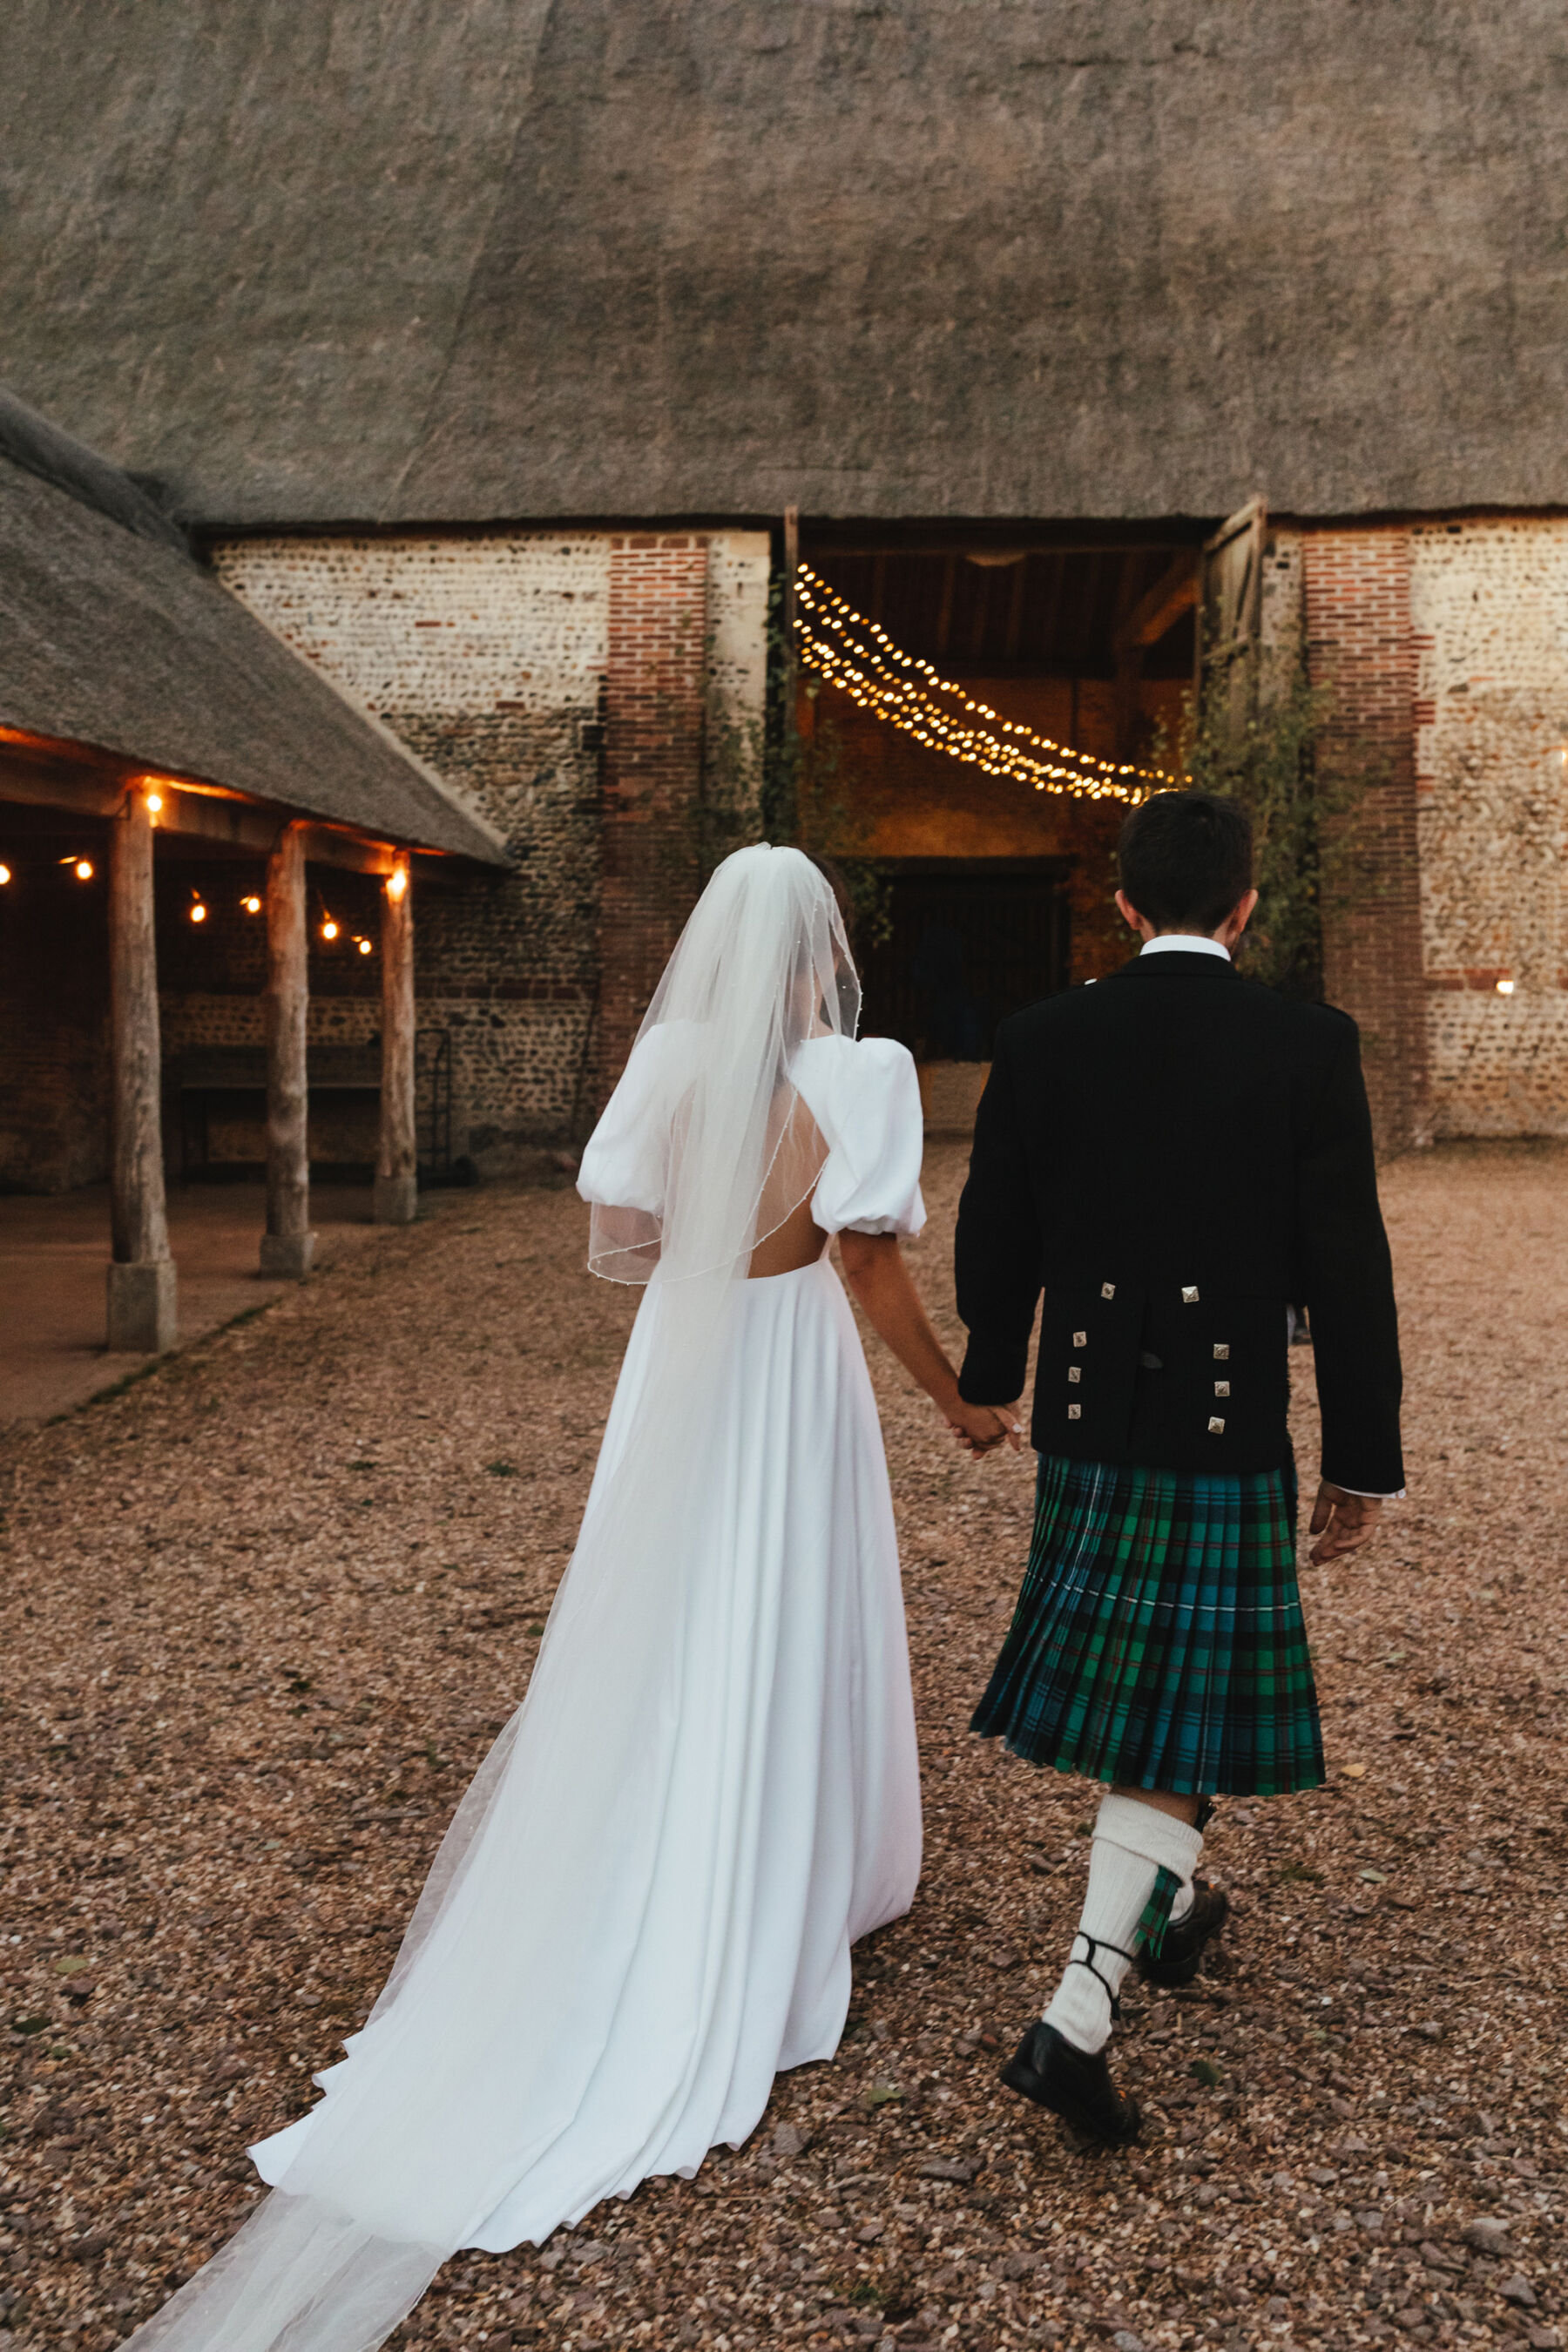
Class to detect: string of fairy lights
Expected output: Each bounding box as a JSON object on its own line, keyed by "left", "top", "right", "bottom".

{"left": 0, "top": 848, "right": 378, "bottom": 955}
{"left": 792, "top": 564, "right": 1181, "bottom": 802}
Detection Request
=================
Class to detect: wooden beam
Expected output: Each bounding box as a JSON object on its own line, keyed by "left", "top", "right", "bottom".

{"left": 1115, "top": 552, "right": 1199, "bottom": 653}
{"left": 969, "top": 564, "right": 990, "bottom": 661}
{"left": 260, "top": 824, "right": 315, "bottom": 1277}
{"left": 782, "top": 505, "right": 801, "bottom": 744}
{"left": 160, "top": 787, "right": 283, "bottom": 855}
{"left": 0, "top": 751, "right": 125, "bottom": 820}
{"left": 936, "top": 555, "right": 957, "bottom": 659}
{"left": 0, "top": 739, "right": 456, "bottom": 878}
{"left": 1004, "top": 557, "right": 1028, "bottom": 663}
{"left": 375, "top": 857, "right": 417, "bottom": 1225}
{"left": 805, "top": 537, "right": 1199, "bottom": 561}
{"left": 107, "top": 786, "right": 177, "bottom": 1352}
{"left": 1112, "top": 551, "right": 1145, "bottom": 761}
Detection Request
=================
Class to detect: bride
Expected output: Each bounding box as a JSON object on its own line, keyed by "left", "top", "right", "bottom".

{"left": 121, "top": 844, "right": 1016, "bottom": 2352}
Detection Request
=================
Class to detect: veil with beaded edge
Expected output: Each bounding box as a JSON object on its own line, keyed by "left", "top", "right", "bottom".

{"left": 584, "top": 841, "right": 860, "bottom": 1287}
{"left": 118, "top": 847, "right": 867, "bottom": 2352}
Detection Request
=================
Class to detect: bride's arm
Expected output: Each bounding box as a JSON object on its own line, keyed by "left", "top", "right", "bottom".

{"left": 838, "top": 1231, "right": 1022, "bottom": 1453}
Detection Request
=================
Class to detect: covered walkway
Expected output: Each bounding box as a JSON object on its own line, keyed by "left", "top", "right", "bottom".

{"left": 0, "top": 1180, "right": 402, "bottom": 1424}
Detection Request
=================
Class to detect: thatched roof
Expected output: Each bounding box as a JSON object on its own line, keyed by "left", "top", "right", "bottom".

{"left": 0, "top": 395, "right": 508, "bottom": 863}
{"left": 2, "top": 2, "right": 1565, "bottom": 528}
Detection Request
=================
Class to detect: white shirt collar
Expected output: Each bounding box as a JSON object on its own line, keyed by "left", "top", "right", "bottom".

{"left": 1139, "top": 934, "right": 1231, "bottom": 963}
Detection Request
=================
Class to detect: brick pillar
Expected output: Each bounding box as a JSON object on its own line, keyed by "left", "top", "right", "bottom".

{"left": 1301, "top": 527, "right": 1430, "bottom": 1154}
{"left": 593, "top": 535, "right": 711, "bottom": 1111}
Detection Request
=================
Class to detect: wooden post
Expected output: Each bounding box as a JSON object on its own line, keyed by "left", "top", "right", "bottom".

{"left": 260, "top": 822, "right": 315, "bottom": 1275}
{"left": 782, "top": 504, "right": 801, "bottom": 747}
{"left": 107, "top": 785, "right": 177, "bottom": 1351}
{"left": 375, "top": 855, "right": 417, "bottom": 1224}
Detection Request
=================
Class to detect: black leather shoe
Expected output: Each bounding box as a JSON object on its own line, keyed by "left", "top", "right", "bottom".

{"left": 999, "top": 2020, "right": 1141, "bottom": 2147}
{"left": 1136, "top": 1880, "right": 1229, "bottom": 1990}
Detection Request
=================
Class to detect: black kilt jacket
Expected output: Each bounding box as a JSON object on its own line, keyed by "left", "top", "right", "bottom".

{"left": 954, "top": 950, "right": 1404, "bottom": 1492}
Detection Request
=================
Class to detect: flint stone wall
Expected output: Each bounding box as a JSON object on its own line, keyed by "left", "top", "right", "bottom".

{"left": 1411, "top": 519, "right": 1568, "bottom": 1139}
{"left": 211, "top": 531, "right": 768, "bottom": 1163}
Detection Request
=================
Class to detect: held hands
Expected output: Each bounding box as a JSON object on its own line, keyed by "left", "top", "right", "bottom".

{"left": 945, "top": 1397, "right": 1024, "bottom": 1456}
{"left": 1308, "top": 1481, "right": 1383, "bottom": 1566}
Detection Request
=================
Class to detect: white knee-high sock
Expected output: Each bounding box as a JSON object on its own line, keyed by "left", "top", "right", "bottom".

{"left": 1042, "top": 1793, "right": 1204, "bottom": 2056}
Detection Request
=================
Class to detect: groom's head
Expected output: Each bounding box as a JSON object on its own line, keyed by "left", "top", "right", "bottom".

{"left": 1116, "top": 791, "right": 1255, "bottom": 941}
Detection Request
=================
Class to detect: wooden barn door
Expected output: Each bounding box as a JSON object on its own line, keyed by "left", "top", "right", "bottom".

{"left": 1196, "top": 496, "right": 1266, "bottom": 740}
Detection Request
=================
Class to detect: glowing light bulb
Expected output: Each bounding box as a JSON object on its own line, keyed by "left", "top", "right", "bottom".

{"left": 321, "top": 917, "right": 340, "bottom": 942}
{"left": 356, "top": 936, "right": 373, "bottom": 956}
{"left": 387, "top": 863, "right": 409, "bottom": 902}
{"left": 0, "top": 863, "right": 10, "bottom": 885}
{"left": 145, "top": 790, "right": 164, "bottom": 815}
{"left": 241, "top": 894, "right": 262, "bottom": 915}
{"left": 190, "top": 901, "right": 207, "bottom": 923}
{"left": 73, "top": 858, "right": 94, "bottom": 882}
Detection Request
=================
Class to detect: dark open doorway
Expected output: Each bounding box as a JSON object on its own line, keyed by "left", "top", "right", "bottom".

{"left": 857, "top": 858, "right": 1071, "bottom": 1058}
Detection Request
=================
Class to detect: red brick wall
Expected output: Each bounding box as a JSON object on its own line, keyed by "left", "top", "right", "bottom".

{"left": 1301, "top": 527, "right": 1430, "bottom": 1153}
{"left": 593, "top": 536, "right": 713, "bottom": 1114}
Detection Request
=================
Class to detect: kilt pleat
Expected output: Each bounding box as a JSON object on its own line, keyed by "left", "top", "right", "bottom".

{"left": 970, "top": 1453, "right": 1324, "bottom": 1798}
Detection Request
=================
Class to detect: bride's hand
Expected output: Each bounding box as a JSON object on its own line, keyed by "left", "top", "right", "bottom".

{"left": 946, "top": 1399, "right": 1024, "bottom": 1456}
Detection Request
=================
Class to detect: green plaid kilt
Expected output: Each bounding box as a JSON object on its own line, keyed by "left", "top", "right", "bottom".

{"left": 970, "top": 1452, "right": 1324, "bottom": 1799}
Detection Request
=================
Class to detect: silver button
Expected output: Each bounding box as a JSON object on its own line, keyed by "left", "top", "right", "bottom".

{"left": 1214, "top": 1380, "right": 1230, "bottom": 1397}
{"left": 1067, "top": 1402, "right": 1082, "bottom": 1420}
{"left": 1072, "top": 1330, "right": 1087, "bottom": 1348}
{"left": 1213, "top": 1342, "right": 1230, "bottom": 1361}
{"left": 1182, "top": 1285, "right": 1200, "bottom": 1304}
{"left": 1100, "top": 1281, "right": 1116, "bottom": 1300}
{"left": 1067, "top": 1366, "right": 1081, "bottom": 1384}
{"left": 1208, "top": 1415, "right": 1226, "bottom": 1435}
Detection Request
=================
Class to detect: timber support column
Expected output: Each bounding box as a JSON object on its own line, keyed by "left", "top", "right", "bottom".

{"left": 107, "top": 785, "right": 177, "bottom": 1352}
{"left": 375, "top": 855, "right": 417, "bottom": 1224}
{"left": 261, "top": 822, "right": 316, "bottom": 1276}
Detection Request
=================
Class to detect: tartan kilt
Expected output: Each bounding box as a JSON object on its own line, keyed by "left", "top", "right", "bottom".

{"left": 970, "top": 1452, "right": 1324, "bottom": 1798}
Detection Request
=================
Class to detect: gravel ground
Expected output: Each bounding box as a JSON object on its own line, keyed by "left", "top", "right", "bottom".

{"left": 3, "top": 1139, "right": 1565, "bottom": 2352}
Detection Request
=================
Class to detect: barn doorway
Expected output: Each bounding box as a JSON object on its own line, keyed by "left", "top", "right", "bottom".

{"left": 855, "top": 856, "right": 1071, "bottom": 1058}
{"left": 797, "top": 524, "right": 1201, "bottom": 1123}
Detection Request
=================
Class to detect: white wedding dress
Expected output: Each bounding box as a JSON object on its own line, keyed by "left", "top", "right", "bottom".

{"left": 122, "top": 848, "right": 923, "bottom": 2352}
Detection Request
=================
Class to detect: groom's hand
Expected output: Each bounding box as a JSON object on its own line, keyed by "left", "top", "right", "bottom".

{"left": 1308, "top": 1482, "right": 1383, "bottom": 1565}
{"left": 948, "top": 1399, "right": 1024, "bottom": 1456}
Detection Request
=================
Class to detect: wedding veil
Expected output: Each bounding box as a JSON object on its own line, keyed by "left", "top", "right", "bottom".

{"left": 586, "top": 841, "right": 860, "bottom": 1284}
{"left": 121, "top": 847, "right": 862, "bottom": 2352}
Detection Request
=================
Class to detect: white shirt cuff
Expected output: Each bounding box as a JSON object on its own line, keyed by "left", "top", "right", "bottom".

{"left": 1332, "top": 1484, "right": 1405, "bottom": 1501}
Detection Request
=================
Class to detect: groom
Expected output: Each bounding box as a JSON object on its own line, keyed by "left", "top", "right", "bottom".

{"left": 953, "top": 790, "right": 1403, "bottom": 2145}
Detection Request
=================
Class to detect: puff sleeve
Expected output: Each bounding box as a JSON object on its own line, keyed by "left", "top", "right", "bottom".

{"left": 792, "top": 1034, "right": 927, "bottom": 1238}
{"left": 576, "top": 1025, "right": 687, "bottom": 1213}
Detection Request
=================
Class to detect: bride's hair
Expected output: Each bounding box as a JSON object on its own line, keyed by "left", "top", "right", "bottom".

{"left": 802, "top": 849, "right": 855, "bottom": 940}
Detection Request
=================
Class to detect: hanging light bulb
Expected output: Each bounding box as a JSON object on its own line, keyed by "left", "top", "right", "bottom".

{"left": 321, "top": 915, "right": 340, "bottom": 942}
{"left": 62, "top": 855, "right": 95, "bottom": 882}
{"left": 0, "top": 863, "right": 10, "bottom": 886}
{"left": 145, "top": 789, "right": 164, "bottom": 816}
{"left": 241, "top": 893, "right": 262, "bottom": 916}
{"left": 189, "top": 890, "right": 207, "bottom": 924}
{"left": 355, "top": 936, "right": 373, "bottom": 956}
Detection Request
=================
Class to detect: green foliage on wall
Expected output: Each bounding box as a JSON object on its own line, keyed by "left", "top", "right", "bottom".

{"left": 1173, "top": 664, "right": 1373, "bottom": 1000}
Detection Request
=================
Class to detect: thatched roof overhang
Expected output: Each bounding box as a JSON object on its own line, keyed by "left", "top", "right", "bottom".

{"left": 0, "top": 397, "right": 509, "bottom": 870}
{"left": 2, "top": 2, "right": 1567, "bottom": 528}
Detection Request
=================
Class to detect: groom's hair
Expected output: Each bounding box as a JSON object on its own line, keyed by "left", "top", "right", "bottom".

{"left": 1118, "top": 791, "right": 1253, "bottom": 934}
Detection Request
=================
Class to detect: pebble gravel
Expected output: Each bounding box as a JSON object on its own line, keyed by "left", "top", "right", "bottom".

{"left": 1, "top": 1138, "right": 1565, "bottom": 2352}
